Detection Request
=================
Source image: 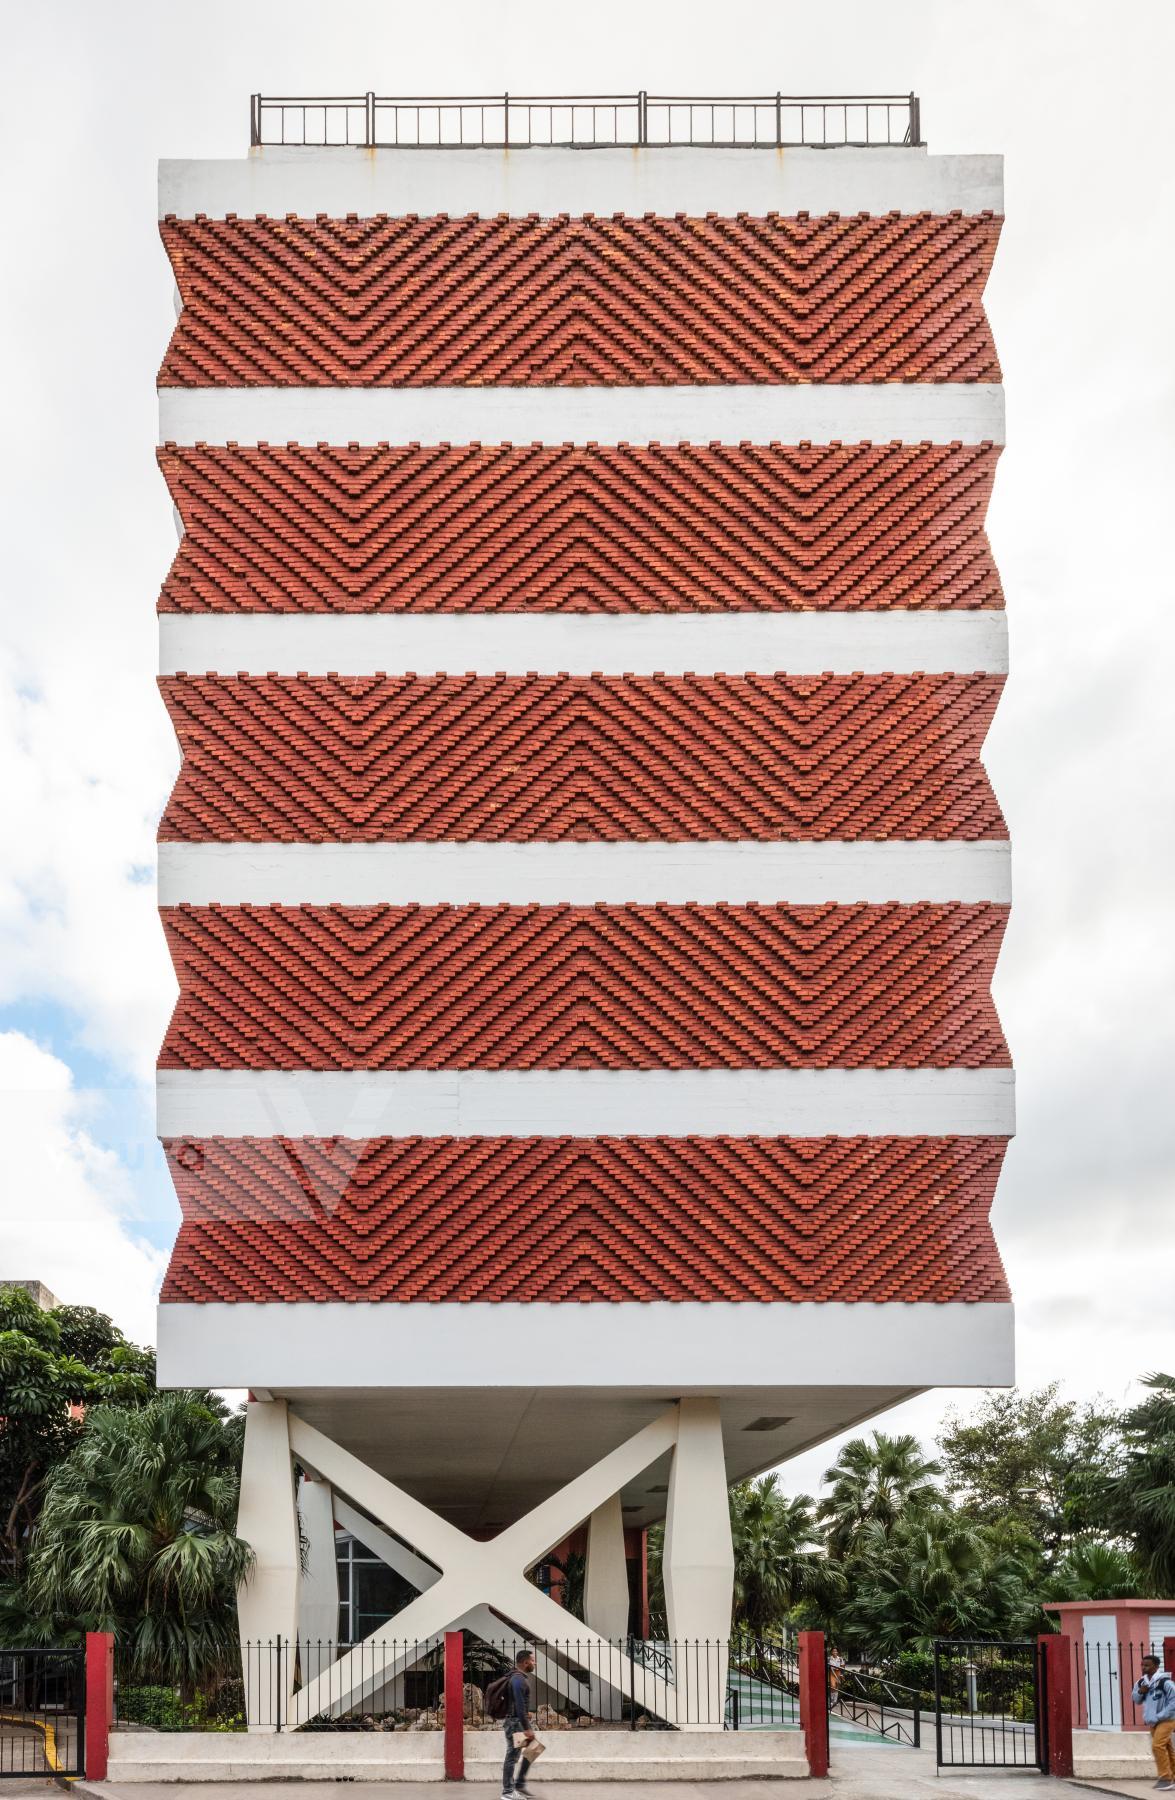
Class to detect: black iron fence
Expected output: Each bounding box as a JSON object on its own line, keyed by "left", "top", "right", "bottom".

{"left": 114, "top": 1634, "right": 797, "bottom": 1733}
{"left": 250, "top": 92, "right": 922, "bottom": 151}
{"left": 832, "top": 1665, "right": 921, "bottom": 1746}
{"left": 0, "top": 1648, "right": 84, "bottom": 1779}
{"left": 1080, "top": 1638, "right": 1175, "bottom": 1731}
{"left": 933, "top": 1640, "right": 1043, "bottom": 1771}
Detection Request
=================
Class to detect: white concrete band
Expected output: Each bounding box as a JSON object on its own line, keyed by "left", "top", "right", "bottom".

{"left": 156, "top": 1299, "right": 1015, "bottom": 1392}
{"left": 159, "top": 609, "right": 1008, "bottom": 678}
{"left": 157, "top": 840, "right": 1012, "bottom": 907}
{"left": 158, "top": 383, "right": 1006, "bottom": 449}
{"left": 155, "top": 1067, "right": 1014, "bottom": 1138}
{"left": 160, "top": 147, "right": 1003, "bottom": 222}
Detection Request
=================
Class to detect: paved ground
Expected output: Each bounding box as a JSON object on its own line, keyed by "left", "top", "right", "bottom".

{"left": 72, "top": 1741, "right": 1101, "bottom": 1798}
{"left": 1071, "top": 1783, "right": 1168, "bottom": 1798}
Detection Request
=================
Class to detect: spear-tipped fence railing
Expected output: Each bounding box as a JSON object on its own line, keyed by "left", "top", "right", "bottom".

{"left": 249, "top": 91, "right": 922, "bottom": 151}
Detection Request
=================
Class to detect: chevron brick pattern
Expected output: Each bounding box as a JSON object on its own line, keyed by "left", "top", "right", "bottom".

{"left": 159, "top": 672, "right": 1006, "bottom": 842}
{"left": 159, "top": 902, "right": 1010, "bottom": 1071}
{"left": 158, "top": 212, "right": 1001, "bottom": 387}
{"left": 159, "top": 1133, "right": 1010, "bottom": 1304}
{"left": 158, "top": 441, "right": 1004, "bottom": 615}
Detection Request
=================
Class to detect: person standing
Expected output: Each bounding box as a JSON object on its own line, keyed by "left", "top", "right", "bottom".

{"left": 501, "top": 1647, "right": 537, "bottom": 1800}
{"left": 1131, "top": 1653, "right": 1175, "bottom": 1789}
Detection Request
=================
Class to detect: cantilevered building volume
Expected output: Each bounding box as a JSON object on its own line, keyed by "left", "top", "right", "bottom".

{"left": 154, "top": 93, "right": 1013, "bottom": 1729}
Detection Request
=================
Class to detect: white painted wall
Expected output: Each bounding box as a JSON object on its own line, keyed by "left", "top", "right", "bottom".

{"left": 158, "top": 383, "right": 1005, "bottom": 449}
{"left": 156, "top": 1299, "right": 1014, "bottom": 1393}
{"left": 156, "top": 1066, "right": 1014, "bottom": 1139}
{"left": 158, "top": 610, "right": 1008, "bottom": 678}
{"left": 159, "top": 146, "right": 1002, "bottom": 221}
{"left": 157, "top": 840, "right": 1011, "bottom": 907}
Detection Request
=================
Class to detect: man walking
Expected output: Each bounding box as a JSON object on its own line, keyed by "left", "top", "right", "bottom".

{"left": 501, "top": 1647, "right": 537, "bottom": 1800}
{"left": 1132, "top": 1653, "right": 1175, "bottom": 1789}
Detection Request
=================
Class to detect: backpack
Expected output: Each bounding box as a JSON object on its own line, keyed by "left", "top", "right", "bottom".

{"left": 485, "top": 1672, "right": 516, "bottom": 1720}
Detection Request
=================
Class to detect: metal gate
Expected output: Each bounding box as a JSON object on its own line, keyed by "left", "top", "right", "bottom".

{"left": 0, "top": 1648, "right": 85, "bottom": 1778}
{"left": 933, "top": 1640, "right": 1045, "bottom": 1771}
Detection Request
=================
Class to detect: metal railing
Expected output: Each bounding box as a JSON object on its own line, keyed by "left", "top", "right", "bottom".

{"left": 833, "top": 1667, "right": 922, "bottom": 1746}
{"left": 1080, "top": 1638, "right": 1174, "bottom": 1731}
{"left": 0, "top": 1648, "right": 85, "bottom": 1778}
{"left": 250, "top": 91, "right": 922, "bottom": 151}
{"left": 114, "top": 1634, "right": 798, "bottom": 1733}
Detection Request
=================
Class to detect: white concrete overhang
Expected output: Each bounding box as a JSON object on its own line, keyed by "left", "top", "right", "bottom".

{"left": 155, "top": 1067, "right": 1015, "bottom": 1139}
{"left": 157, "top": 382, "right": 1005, "bottom": 448}
{"left": 158, "top": 146, "right": 1004, "bottom": 222}
{"left": 158, "top": 609, "right": 1009, "bottom": 679}
{"left": 158, "top": 1299, "right": 1013, "bottom": 1527}
{"left": 156, "top": 840, "right": 1013, "bottom": 908}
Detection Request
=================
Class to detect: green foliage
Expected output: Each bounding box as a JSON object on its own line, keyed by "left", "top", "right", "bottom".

{"left": 0, "top": 1290, "right": 155, "bottom": 1580}
{"left": 939, "top": 1384, "right": 1122, "bottom": 1568}
{"left": 8, "top": 1392, "right": 250, "bottom": 1683}
{"left": 729, "top": 1475, "right": 843, "bottom": 1634}
{"left": 118, "top": 1682, "right": 245, "bottom": 1732}
{"left": 1048, "top": 1537, "right": 1142, "bottom": 1601}
{"left": 1111, "top": 1372, "right": 1175, "bottom": 1594}
{"left": 839, "top": 1509, "right": 1035, "bottom": 1653}
{"left": 817, "top": 1432, "right": 943, "bottom": 1562}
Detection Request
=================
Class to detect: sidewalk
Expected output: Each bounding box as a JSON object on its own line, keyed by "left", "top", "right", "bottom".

{"left": 77, "top": 1741, "right": 1096, "bottom": 1800}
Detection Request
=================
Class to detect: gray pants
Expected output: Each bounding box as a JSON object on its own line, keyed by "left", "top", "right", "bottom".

{"left": 502, "top": 1718, "right": 529, "bottom": 1794}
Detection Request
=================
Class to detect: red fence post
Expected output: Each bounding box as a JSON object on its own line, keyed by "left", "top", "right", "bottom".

{"left": 444, "top": 1629, "right": 465, "bottom": 1780}
{"left": 798, "top": 1630, "right": 829, "bottom": 1778}
{"left": 84, "top": 1630, "right": 114, "bottom": 1781}
{"left": 1038, "top": 1634, "right": 1074, "bottom": 1779}
{"left": 1164, "top": 1636, "right": 1175, "bottom": 1677}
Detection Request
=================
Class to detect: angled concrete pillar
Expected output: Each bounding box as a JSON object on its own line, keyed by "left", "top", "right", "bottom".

{"left": 585, "top": 1494, "right": 630, "bottom": 1640}
{"left": 236, "top": 1398, "right": 299, "bottom": 1730}
{"left": 298, "top": 1473, "right": 339, "bottom": 1684}
{"left": 663, "top": 1399, "right": 733, "bottom": 1726}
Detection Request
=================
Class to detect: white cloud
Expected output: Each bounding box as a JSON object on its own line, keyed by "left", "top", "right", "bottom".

{"left": 0, "top": 1031, "right": 164, "bottom": 1344}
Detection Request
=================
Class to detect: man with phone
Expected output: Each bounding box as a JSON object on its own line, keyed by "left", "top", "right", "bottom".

{"left": 1132, "top": 1653, "right": 1175, "bottom": 1789}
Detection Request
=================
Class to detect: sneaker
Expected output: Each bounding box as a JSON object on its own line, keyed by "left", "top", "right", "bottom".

{"left": 1153, "top": 1782, "right": 1174, "bottom": 1791}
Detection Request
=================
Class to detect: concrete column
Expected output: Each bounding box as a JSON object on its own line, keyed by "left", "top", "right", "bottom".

{"left": 298, "top": 1474, "right": 339, "bottom": 1684}
{"left": 585, "top": 1494, "right": 630, "bottom": 1718}
{"left": 585, "top": 1495, "right": 630, "bottom": 1640}
{"left": 663, "top": 1399, "right": 733, "bottom": 1727}
{"left": 237, "top": 1398, "right": 299, "bottom": 1731}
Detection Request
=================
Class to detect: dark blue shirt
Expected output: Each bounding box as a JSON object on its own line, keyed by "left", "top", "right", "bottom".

{"left": 507, "top": 1669, "right": 532, "bottom": 1726}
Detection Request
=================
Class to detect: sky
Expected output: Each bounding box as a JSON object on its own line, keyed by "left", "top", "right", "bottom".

{"left": 1, "top": 0, "right": 1172, "bottom": 1488}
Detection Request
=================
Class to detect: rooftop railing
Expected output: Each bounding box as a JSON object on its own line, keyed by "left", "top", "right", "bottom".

{"left": 249, "top": 91, "right": 922, "bottom": 151}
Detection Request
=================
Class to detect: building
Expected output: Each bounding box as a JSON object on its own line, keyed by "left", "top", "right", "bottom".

{"left": 0, "top": 1280, "right": 60, "bottom": 1311}
{"left": 153, "top": 92, "right": 1013, "bottom": 1731}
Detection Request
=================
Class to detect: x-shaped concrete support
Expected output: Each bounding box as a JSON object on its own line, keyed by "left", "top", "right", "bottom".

{"left": 285, "top": 1404, "right": 681, "bottom": 1727}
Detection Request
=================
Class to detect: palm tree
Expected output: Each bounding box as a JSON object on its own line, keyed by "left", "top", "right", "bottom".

{"left": 1048, "top": 1538, "right": 1141, "bottom": 1602}
{"left": 1112, "top": 1373, "right": 1175, "bottom": 1594}
{"left": 730, "top": 1476, "right": 843, "bottom": 1635}
{"left": 818, "top": 1432, "right": 944, "bottom": 1562}
{"left": 17, "top": 1393, "right": 250, "bottom": 1682}
{"left": 843, "top": 1511, "right": 1032, "bottom": 1654}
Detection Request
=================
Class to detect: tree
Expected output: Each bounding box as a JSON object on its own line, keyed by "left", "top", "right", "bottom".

{"left": 11, "top": 1392, "right": 249, "bottom": 1682}
{"left": 817, "top": 1433, "right": 943, "bottom": 1563}
{"left": 1048, "top": 1538, "right": 1142, "bottom": 1602}
{"left": 841, "top": 1510, "right": 1034, "bottom": 1653}
{"left": 939, "top": 1385, "right": 1122, "bottom": 1570}
{"left": 0, "top": 1291, "right": 154, "bottom": 1579}
{"left": 729, "top": 1476, "right": 843, "bottom": 1634}
{"left": 1111, "top": 1372, "right": 1175, "bottom": 1594}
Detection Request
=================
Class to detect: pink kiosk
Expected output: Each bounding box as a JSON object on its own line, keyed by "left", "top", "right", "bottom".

{"left": 1048, "top": 1598, "right": 1175, "bottom": 1731}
